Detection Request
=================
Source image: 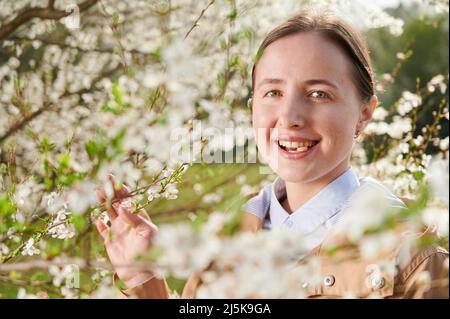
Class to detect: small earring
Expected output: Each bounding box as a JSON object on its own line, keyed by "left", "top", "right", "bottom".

{"left": 247, "top": 97, "right": 253, "bottom": 108}
{"left": 354, "top": 130, "right": 361, "bottom": 139}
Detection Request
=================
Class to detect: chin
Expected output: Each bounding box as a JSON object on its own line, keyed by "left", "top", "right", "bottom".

{"left": 272, "top": 165, "right": 321, "bottom": 184}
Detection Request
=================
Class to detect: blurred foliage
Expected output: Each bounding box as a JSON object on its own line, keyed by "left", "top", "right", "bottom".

{"left": 0, "top": 2, "right": 448, "bottom": 298}
{"left": 368, "top": 8, "right": 449, "bottom": 152}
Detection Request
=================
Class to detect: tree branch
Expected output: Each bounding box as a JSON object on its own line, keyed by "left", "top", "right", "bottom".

{"left": 0, "top": 63, "right": 121, "bottom": 146}
{"left": 48, "top": 0, "right": 56, "bottom": 10}
{"left": 0, "top": 102, "right": 52, "bottom": 145}
{"left": 184, "top": 0, "right": 215, "bottom": 39}
{"left": 11, "top": 35, "right": 152, "bottom": 56}
{"left": 0, "top": 0, "right": 99, "bottom": 41}
{"left": 0, "top": 256, "right": 111, "bottom": 272}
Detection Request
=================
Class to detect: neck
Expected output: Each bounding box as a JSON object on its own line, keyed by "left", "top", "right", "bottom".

{"left": 282, "top": 162, "right": 350, "bottom": 214}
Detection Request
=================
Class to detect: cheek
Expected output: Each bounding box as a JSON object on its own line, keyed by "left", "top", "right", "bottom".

{"left": 252, "top": 106, "right": 274, "bottom": 126}
{"left": 252, "top": 107, "right": 276, "bottom": 161}
{"left": 314, "top": 109, "right": 357, "bottom": 147}
{"left": 252, "top": 107, "right": 276, "bottom": 141}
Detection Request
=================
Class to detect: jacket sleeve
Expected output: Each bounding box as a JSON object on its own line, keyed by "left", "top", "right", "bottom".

{"left": 397, "top": 246, "right": 449, "bottom": 299}
{"left": 117, "top": 274, "right": 170, "bottom": 299}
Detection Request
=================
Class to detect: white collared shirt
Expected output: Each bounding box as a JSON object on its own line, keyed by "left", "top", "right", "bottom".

{"left": 245, "top": 167, "right": 406, "bottom": 255}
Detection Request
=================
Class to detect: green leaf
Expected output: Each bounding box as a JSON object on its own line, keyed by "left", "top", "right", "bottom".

{"left": 71, "top": 214, "right": 87, "bottom": 232}
{"left": 0, "top": 195, "right": 14, "bottom": 217}
{"left": 40, "top": 135, "right": 56, "bottom": 153}
{"left": 191, "top": 210, "right": 209, "bottom": 232}
{"left": 112, "top": 81, "right": 123, "bottom": 107}
{"left": 30, "top": 271, "right": 51, "bottom": 282}
{"left": 112, "top": 12, "right": 120, "bottom": 25}
{"left": 9, "top": 271, "right": 21, "bottom": 280}
{"left": 59, "top": 152, "right": 71, "bottom": 171}
{"left": 0, "top": 163, "right": 7, "bottom": 175}
{"left": 242, "top": 28, "right": 254, "bottom": 41}
{"left": 221, "top": 197, "right": 246, "bottom": 236}
{"left": 227, "top": 7, "right": 237, "bottom": 20}
{"left": 151, "top": 46, "right": 162, "bottom": 62}
{"left": 216, "top": 72, "right": 226, "bottom": 90}
{"left": 85, "top": 139, "right": 107, "bottom": 161}
{"left": 228, "top": 54, "right": 239, "bottom": 68}
{"left": 412, "top": 170, "right": 425, "bottom": 181}
{"left": 111, "top": 129, "right": 126, "bottom": 153}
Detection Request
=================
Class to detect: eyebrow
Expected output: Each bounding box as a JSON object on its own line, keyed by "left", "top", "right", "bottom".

{"left": 256, "top": 78, "right": 339, "bottom": 90}
{"left": 304, "top": 79, "right": 339, "bottom": 90}
{"left": 256, "top": 78, "right": 285, "bottom": 90}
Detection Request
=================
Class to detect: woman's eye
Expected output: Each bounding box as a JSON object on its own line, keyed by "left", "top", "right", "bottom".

{"left": 264, "top": 90, "right": 282, "bottom": 98}
{"left": 309, "top": 90, "right": 330, "bottom": 100}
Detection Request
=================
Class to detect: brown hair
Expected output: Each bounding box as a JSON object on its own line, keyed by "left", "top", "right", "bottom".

{"left": 251, "top": 11, "right": 375, "bottom": 103}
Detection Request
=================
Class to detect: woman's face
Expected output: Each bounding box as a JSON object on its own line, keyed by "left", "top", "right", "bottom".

{"left": 252, "top": 32, "right": 375, "bottom": 183}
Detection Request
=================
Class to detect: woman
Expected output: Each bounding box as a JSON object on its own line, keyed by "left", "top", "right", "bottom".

{"left": 96, "top": 11, "right": 449, "bottom": 298}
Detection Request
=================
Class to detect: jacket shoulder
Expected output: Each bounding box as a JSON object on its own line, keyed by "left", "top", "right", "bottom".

{"left": 394, "top": 246, "right": 449, "bottom": 298}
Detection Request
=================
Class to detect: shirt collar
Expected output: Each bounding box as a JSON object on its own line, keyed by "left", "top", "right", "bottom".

{"left": 269, "top": 167, "right": 360, "bottom": 235}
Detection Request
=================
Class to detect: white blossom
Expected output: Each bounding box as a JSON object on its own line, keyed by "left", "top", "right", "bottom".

{"left": 397, "top": 91, "right": 422, "bottom": 116}
{"left": 193, "top": 183, "right": 203, "bottom": 194}
{"left": 147, "top": 184, "right": 162, "bottom": 201}
{"left": 162, "top": 183, "right": 179, "bottom": 200}
{"left": 372, "top": 107, "right": 389, "bottom": 121}
{"left": 66, "top": 181, "right": 98, "bottom": 215}
{"left": 427, "top": 74, "right": 447, "bottom": 94}
{"left": 428, "top": 156, "right": 449, "bottom": 205}
{"left": 47, "top": 209, "right": 76, "bottom": 239}
{"left": 422, "top": 206, "right": 449, "bottom": 237}
{"left": 21, "top": 238, "right": 40, "bottom": 256}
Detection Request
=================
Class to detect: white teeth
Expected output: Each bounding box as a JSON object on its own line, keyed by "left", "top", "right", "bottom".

{"left": 278, "top": 140, "right": 315, "bottom": 149}
{"left": 277, "top": 139, "right": 318, "bottom": 153}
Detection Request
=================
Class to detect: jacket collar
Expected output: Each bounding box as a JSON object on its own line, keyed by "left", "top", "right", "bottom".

{"left": 269, "top": 167, "right": 360, "bottom": 234}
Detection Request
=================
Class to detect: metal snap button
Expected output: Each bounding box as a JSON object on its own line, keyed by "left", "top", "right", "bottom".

{"left": 301, "top": 281, "right": 309, "bottom": 289}
{"left": 371, "top": 276, "right": 385, "bottom": 289}
{"left": 323, "top": 275, "right": 335, "bottom": 287}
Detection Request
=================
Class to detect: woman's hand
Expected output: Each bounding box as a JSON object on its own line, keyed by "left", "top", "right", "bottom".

{"left": 96, "top": 176, "right": 158, "bottom": 288}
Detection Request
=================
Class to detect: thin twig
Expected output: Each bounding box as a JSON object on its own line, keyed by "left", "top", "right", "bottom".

{"left": 0, "top": 102, "right": 52, "bottom": 145}
{"left": 184, "top": 0, "right": 215, "bottom": 39}
{"left": 0, "top": 0, "right": 98, "bottom": 41}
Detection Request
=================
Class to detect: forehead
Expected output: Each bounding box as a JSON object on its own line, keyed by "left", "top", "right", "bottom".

{"left": 255, "top": 32, "right": 355, "bottom": 88}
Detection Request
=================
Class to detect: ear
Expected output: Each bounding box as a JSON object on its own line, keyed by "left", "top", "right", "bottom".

{"left": 247, "top": 97, "right": 253, "bottom": 109}
{"left": 357, "top": 95, "right": 377, "bottom": 133}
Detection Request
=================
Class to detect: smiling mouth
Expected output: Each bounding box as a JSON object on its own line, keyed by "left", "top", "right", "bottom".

{"left": 276, "top": 139, "right": 320, "bottom": 153}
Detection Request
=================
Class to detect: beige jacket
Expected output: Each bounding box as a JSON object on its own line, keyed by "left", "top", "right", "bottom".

{"left": 122, "top": 213, "right": 449, "bottom": 299}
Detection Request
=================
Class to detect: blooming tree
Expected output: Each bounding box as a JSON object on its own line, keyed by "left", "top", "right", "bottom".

{"left": 0, "top": 0, "right": 448, "bottom": 298}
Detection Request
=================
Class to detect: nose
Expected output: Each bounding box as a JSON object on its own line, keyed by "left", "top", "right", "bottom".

{"left": 276, "top": 93, "right": 306, "bottom": 129}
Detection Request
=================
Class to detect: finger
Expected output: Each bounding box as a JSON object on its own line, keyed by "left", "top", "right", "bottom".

{"left": 97, "top": 188, "right": 107, "bottom": 204}
{"left": 105, "top": 205, "right": 118, "bottom": 220}
{"left": 96, "top": 219, "right": 109, "bottom": 241}
{"left": 137, "top": 209, "right": 151, "bottom": 221}
{"left": 135, "top": 223, "right": 155, "bottom": 239}
{"left": 117, "top": 205, "right": 143, "bottom": 226}
{"left": 116, "top": 207, "right": 157, "bottom": 239}
{"left": 97, "top": 182, "right": 118, "bottom": 220}
{"left": 108, "top": 174, "right": 130, "bottom": 200}
{"left": 136, "top": 209, "right": 158, "bottom": 234}
{"left": 136, "top": 209, "right": 158, "bottom": 235}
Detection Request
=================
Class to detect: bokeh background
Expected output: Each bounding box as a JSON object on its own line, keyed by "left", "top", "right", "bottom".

{"left": 0, "top": 0, "right": 448, "bottom": 298}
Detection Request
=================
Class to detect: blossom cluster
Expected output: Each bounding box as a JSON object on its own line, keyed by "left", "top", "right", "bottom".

{"left": 0, "top": 0, "right": 447, "bottom": 298}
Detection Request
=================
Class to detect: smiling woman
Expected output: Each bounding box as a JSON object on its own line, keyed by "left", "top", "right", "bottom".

{"left": 97, "top": 10, "right": 449, "bottom": 299}
{"left": 250, "top": 12, "right": 377, "bottom": 211}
